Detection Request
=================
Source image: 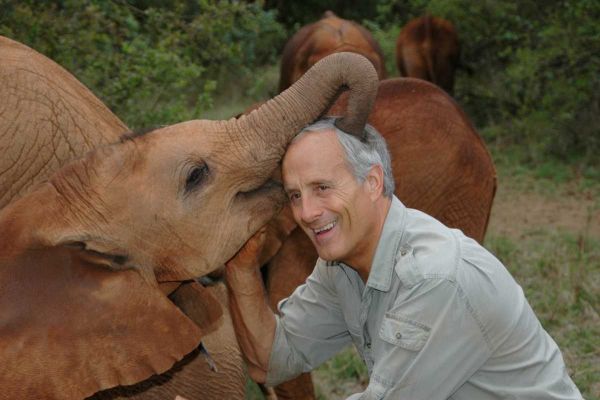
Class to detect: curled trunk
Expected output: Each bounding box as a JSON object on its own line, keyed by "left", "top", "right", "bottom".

{"left": 233, "top": 52, "right": 379, "bottom": 168}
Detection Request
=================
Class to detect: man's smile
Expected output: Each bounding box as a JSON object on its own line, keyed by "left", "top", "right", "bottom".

{"left": 312, "top": 219, "right": 338, "bottom": 236}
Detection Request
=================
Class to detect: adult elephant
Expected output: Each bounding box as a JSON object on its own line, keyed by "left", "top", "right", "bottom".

{"left": 396, "top": 15, "right": 460, "bottom": 94}
{"left": 0, "top": 37, "right": 379, "bottom": 399}
{"left": 259, "top": 78, "right": 497, "bottom": 399}
{"left": 279, "top": 10, "right": 386, "bottom": 92}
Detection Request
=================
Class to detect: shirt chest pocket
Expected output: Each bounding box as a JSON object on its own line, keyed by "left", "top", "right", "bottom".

{"left": 379, "top": 313, "right": 430, "bottom": 351}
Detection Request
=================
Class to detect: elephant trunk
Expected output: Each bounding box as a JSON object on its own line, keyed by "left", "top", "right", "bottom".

{"left": 232, "top": 52, "right": 378, "bottom": 171}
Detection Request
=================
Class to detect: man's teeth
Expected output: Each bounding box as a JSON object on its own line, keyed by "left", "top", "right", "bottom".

{"left": 314, "top": 221, "right": 336, "bottom": 234}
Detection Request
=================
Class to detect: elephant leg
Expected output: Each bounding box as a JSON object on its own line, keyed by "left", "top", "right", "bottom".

{"left": 258, "top": 383, "right": 278, "bottom": 399}
{"left": 274, "top": 373, "right": 316, "bottom": 400}
{"left": 266, "top": 228, "right": 319, "bottom": 400}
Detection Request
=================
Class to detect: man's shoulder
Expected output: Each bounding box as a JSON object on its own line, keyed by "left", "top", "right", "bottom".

{"left": 395, "top": 207, "right": 462, "bottom": 284}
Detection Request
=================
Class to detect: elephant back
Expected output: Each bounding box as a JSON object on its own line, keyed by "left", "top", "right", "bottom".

{"left": 328, "top": 77, "right": 496, "bottom": 242}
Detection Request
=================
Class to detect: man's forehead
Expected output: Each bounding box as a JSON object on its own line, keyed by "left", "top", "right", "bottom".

{"left": 283, "top": 131, "right": 349, "bottom": 188}
{"left": 287, "top": 129, "right": 340, "bottom": 155}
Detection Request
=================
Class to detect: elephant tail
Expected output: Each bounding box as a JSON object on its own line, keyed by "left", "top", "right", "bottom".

{"left": 422, "top": 14, "right": 438, "bottom": 85}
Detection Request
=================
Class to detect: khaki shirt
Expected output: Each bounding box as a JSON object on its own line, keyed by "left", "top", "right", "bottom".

{"left": 266, "top": 196, "right": 582, "bottom": 400}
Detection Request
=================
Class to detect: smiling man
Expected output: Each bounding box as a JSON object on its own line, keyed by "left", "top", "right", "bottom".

{"left": 224, "top": 117, "right": 582, "bottom": 399}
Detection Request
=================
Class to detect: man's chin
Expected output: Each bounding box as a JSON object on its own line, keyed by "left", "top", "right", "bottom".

{"left": 315, "top": 248, "right": 337, "bottom": 263}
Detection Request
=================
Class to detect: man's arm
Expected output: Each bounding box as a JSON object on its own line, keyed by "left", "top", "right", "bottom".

{"left": 224, "top": 227, "right": 276, "bottom": 383}
{"left": 226, "top": 227, "right": 353, "bottom": 386}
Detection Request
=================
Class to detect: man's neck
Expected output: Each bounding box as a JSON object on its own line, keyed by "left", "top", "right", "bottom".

{"left": 347, "top": 196, "right": 393, "bottom": 283}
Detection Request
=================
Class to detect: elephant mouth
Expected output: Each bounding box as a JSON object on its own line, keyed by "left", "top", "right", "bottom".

{"left": 233, "top": 178, "right": 287, "bottom": 224}
{"left": 235, "top": 178, "right": 284, "bottom": 202}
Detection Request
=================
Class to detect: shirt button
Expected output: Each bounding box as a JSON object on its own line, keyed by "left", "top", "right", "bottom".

{"left": 395, "top": 332, "right": 402, "bottom": 339}
{"left": 400, "top": 249, "right": 408, "bottom": 256}
{"left": 365, "top": 342, "right": 371, "bottom": 349}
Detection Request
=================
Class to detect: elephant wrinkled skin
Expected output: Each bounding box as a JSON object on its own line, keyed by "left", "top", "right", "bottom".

{"left": 0, "top": 36, "right": 379, "bottom": 399}
{"left": 0, "top": 36, "right": 127, "bottom": 208}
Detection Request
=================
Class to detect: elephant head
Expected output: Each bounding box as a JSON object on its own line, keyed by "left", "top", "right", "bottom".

{"left": 0, "top": 40, "right": 378, "bottom": 398}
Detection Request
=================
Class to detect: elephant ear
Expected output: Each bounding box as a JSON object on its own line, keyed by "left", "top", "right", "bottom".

{"left": 0, "top": 243, "right": 203, "bottom": 400}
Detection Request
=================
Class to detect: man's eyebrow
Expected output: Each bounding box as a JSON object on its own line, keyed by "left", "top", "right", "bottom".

{"left": 283, "top": 185, "right": 295, "bottom": 193}
{"left": 284, "top": 179, "right": 334, "bottom": 193}
{"left": 310, "top": 178, "right": 334, "bottom": 186}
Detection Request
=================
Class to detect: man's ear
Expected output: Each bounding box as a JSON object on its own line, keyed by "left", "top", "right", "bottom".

{"left": 365, "top": 164, "right": 385, "bottom": 200}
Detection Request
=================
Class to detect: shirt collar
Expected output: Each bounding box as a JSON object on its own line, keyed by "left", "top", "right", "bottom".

{"left": 365, "top": 195, "right": 407, "bottom": 292}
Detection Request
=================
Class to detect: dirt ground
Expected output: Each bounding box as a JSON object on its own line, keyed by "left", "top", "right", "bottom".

{"left": 488, "top": 177, "right": 600, "bottom": 240}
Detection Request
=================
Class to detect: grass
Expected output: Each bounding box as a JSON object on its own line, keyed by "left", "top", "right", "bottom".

{"left": 487, "top": 231, "right": 600, "bottom": 399}
{"left": 489, "top": 144, "right": 600, "bottom": 198}
{"left": 313, "top": 347, "right": 369, "bottom": 399}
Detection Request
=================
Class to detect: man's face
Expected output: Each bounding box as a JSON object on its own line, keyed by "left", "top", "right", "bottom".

{"left": 282, "top": 130, "right": 377, "bottom": 266}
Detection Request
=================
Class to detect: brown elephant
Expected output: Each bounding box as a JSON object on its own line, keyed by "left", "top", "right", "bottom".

{"left": 0, "top": 35, "right": 247, "bottom": 400}
{"left": 259, "top": 78, "right": 497, "bottom": 399}
{"left": 279, "top": 10, "right": 386, "bottom": 92}
{"left": 396, "top": 15, "right": 460, "bottom": 94}
{"left": 0, "top": 36, "right": 379, "bottom": 399}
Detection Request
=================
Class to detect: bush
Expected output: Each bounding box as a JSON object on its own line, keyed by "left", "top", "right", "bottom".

{"left": 359, "top": 0, "right": 600, "bottom": 168}
{"left": 1, "top": 0, "right": 598, "bottom": 168}
{"left": 0, "top": 0, "right": 285, "bottom": 129}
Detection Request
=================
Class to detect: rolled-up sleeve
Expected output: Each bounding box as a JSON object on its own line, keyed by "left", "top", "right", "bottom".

{"left": 266, "top": 264, "right": 352, "bottom": 386}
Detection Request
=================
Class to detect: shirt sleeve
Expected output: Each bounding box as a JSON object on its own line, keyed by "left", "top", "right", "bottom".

{"left": 363, "top": 278, "right": 491, "bottom": 400}
{"left": 265, "top": 263, "right": 353, "bottom": 386}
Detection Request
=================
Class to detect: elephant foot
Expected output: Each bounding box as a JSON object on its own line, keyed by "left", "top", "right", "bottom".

{"left": 274, "top": 373, "right": 316, "bottom": 400}
{"left": 258, "top": 384, "right": 278, "bottom": 399}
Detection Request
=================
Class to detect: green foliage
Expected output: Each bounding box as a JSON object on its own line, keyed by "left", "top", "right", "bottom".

{"left": 0, "top": 0, "right": 285, "bottom": 129}
{"left": 245, "top": 378, "right": 265, "bottom": 400}
{"left": 320, "top": 347, "right": 368, "bottom": 381}
{"left": 270, "top": 0, "right": 599, "bottom": 168}
{"left": 1, "top": 0, "right": 598, "bottom": 166}
{"left": 369, "top": 0, "right": 600, "bottom": 168}
{"left": 264, "top": 0, "right": 380, "bottom": 31}
{"left": 361, "top": 20, "right": 400, "bottom": 78}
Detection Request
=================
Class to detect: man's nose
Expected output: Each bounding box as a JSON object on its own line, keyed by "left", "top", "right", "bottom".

{"left": 300, "top": 195, "right": 322, "bottom": 224}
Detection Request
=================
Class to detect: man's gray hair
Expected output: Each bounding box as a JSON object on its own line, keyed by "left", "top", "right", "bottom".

{"left": 293, "top": 117, "right": 395, "bottom": 197}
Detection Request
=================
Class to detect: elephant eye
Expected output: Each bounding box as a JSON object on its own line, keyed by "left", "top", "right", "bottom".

{"left": 185, "top": 163, "right": 209, "bottom": 193}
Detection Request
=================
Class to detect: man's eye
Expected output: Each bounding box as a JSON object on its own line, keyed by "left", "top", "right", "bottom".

{"left": 289, "top": 192, "right": 300, "bottom": 201}
{"left": 316, "top": 185, "right": 329, "bottom": 192}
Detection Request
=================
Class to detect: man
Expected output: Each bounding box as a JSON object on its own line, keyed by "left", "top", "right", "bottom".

{"left": 225, "top": 117, "right": 582, "bottom": 399}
